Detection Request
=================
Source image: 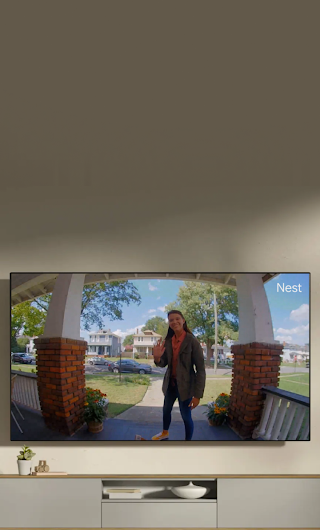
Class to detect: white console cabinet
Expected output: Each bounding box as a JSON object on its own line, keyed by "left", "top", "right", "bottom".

{"left": 0, "top": 478, "right": 101, "bottom": 528}
{"left": 0, "top": 476, "right": 319, "bottom": 529}
{"left": 217, "top": 478, "right": 320, "bottom": 528}
{"left": 101, "top": 479, "right": 217, "bottom": 528}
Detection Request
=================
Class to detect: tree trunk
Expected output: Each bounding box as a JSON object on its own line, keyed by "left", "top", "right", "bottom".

{"left": 214, "top": 291, "right": 218, "bottom": 374}
{"left": 205, "top": 340, "right": 212, "bottom": 367}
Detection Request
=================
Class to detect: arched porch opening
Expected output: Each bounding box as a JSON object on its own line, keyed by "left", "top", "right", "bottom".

{"left": 12, "top": 272, "right": 281, "bottom": 438}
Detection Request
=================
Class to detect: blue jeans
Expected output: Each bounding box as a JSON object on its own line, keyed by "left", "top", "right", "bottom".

{"left": 163, "top": 379, "right": 194, "bottom": 440}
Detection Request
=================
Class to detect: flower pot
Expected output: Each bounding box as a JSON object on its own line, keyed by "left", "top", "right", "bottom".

{"left": 208, "top": 418, "right": 224, "bottom": 427}
{"left": 87, "top": 421, "right": 104, "bottom": 433}
{"left": 17, "top": 459, "right": 33, "bottom": 475}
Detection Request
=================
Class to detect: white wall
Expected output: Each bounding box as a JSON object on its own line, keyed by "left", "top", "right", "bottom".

{"left": 0, "top": 1, "right": 319, "bottom": 476}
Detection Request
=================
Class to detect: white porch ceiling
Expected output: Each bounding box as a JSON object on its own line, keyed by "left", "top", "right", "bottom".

{"left": 10, "top": 272, "right": 279, "bottom": 306}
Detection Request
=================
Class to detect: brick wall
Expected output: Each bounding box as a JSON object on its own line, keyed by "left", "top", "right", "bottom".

{"left": 227, "top": 342, "right": 283, "bottom": 439}
{"left": 34, "top": 337, "right": 87, "bottom": 436}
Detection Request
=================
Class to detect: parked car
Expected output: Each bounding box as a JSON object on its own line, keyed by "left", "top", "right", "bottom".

{"left": 11, "top": 353, "right": 34, "bottom": 364}
{"left": 108, "top": 359, "right": 152, "bottom": 374}
{"left": 306, "top": 360, "right": 309, "bottom": 368}
{"left": 87, "top": 356, "right": 114, "bottom": 366}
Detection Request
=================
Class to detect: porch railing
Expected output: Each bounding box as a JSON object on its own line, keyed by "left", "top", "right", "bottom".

{"left": 252, "top": 385, "right": 309, "bottom": 441}
{"left": 11, "top": 370, "right": 41, "bottom": 411}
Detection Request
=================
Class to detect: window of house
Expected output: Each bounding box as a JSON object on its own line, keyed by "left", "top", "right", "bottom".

{"left": 100, "top": 335, "right": 105, "bottom": 342}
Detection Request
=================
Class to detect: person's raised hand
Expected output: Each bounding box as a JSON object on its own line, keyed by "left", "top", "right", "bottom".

{"left": 152, "top": 338, "right": 165, "bottom": 363}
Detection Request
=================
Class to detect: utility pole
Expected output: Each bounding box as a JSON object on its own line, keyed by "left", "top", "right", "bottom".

{"left": 214, "top": 291, "right": 218, "bottom": 374}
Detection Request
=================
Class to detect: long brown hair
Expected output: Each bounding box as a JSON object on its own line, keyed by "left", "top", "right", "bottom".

{"left": 164, "top": 310, "right": 194, "bottom": 339}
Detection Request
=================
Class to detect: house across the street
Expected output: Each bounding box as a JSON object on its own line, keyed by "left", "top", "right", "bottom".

{"left": 133, "top": 329, "right": 162, "bottom": 358}
{"left": 87, "top": 329, "right": 121, "bottom": 356}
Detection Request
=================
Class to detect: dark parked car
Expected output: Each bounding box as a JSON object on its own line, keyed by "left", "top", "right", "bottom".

{"left": 108, "top": 359, "right": 152, "bottom": 374}
{"left": 87, "top": 356, "right": 114, "bottom": 367}
{"left": 11, "top": 352, "right": 34, "bottom": 364}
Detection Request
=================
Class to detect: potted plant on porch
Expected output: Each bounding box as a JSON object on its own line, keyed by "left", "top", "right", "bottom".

{"left": 83, "top": 388, "right": 108, "bottom": 433}
{"left": 204, "top": 393, "right": 230, "bottom": 426}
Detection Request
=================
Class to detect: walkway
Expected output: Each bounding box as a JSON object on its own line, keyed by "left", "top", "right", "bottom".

{"left": 114, "top": 379, "right": 210, "bottom": 423}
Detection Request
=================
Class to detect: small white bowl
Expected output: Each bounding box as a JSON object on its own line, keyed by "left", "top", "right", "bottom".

{"left": 171, "top": 481, "right": 208, "bottom": 499}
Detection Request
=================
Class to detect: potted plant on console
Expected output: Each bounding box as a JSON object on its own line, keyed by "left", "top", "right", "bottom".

{"left": 204, "top": 393, "right": 230, "bottom": 426}
{"left": 17, "top": 445, "right": 36, "bottom": 475}
{"left": 83, "top": 388, "right": 108, "bottom": 433}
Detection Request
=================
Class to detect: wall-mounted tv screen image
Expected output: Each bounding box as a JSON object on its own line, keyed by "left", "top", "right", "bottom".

{"left": 10, "top": 272, "right": 310, "bottom": 442}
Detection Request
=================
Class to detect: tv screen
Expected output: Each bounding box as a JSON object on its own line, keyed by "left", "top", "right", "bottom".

{"left": 10, "top": 272, "right": 310, "bottom": 442}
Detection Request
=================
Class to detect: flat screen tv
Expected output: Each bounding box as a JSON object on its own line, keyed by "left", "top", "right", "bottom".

{"left": 10, "top": 272, "right": 310, "bottom": 442}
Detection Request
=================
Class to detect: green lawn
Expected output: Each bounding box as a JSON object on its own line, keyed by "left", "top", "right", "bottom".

{"left": 199, "top": 373, "right": 309, "bottom": 404}
{"left": 85, "top": 374, "right": 149, "bottom": 418}
{"left": 200, "top": 379, "right": 232, "bottom": 405}
{"left": 278, "top": 373, "right": 309, "bottom": 397}
{"left": 11, "top": 364, "right": 36, "bottom": 373}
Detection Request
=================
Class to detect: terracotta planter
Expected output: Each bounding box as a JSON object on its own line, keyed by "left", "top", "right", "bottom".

{"left": 87, "top": 421, "right": 104, "bottom": 433}
{"left": 208, "top": 418, "right": 224, "bottom": 427}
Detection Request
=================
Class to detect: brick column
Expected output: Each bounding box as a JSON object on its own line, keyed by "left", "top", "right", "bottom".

{"left": 227, "top": 342, "right": 283, "bottom": 439}
{"left": 34, "top": 337, "right": 87, "bottom": 436}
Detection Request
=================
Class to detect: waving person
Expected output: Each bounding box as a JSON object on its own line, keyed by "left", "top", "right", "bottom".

{"left": 152, "top": 310, "right": 206, "bottom": 441}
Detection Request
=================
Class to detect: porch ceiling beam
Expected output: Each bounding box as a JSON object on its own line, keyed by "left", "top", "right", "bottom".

{"left": 24, "top": 289, "right": 35, "bottom": 299}
{"left": 14, "top": 294, "right": 22, "bottom": 303}
{"left": 38, "top": 285, "right": 47, "bottom": 295}
{"left": 11, "top": 273, "right": 58, "bottom": 297}
{"left": 196, "top": 273, "right": 201, "bottom": 280}
{"left": 224, "top": 274, "right": 233, "bottom": 284}
{"left": 104, "top": 274, "right": 109, "bottom": 280}
{"left": 166, "top": 273, "right": 169, "bottom": 277}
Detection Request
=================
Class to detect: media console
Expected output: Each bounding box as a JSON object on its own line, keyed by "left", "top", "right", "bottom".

{"left": 0, "top": 475, "right": 319, "bottom": 529}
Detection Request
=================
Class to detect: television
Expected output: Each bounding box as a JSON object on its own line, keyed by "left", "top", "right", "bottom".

{"left": 10, "top": 272, "right": 310, "bottom": 442}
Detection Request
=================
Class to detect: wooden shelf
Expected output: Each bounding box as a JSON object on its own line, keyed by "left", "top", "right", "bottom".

{"left": 102, "top": 499, "right": 217, "bottom": 503}
{"left": 1, "top": 474, "right": 320, "bottom": 478}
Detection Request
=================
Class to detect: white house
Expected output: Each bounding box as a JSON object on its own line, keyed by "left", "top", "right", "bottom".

{"left": 26, "top": 335, "right": 86, "bottom": 354}
{"left": 133, "top": 329, "right": 162, "bottom": 357}
{"left": 26, "top": 337, "right": 36, "bottom": 353}
{"left": 87, "top": 329, "right": 121, "bottom": 356}
{"left": 201, "top": 343, "right": 226, "bottom": 361}
{"left": 281, "top": 347, "right": 309, "bottom": 363}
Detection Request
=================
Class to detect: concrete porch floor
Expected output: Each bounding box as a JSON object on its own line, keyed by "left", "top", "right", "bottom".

{"left": 11, "top": 402, "right": 246, "bottom": 441}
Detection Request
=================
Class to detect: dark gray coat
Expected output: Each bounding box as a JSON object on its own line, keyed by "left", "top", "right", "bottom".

{"left": 154, "top": 332, "right": 206, "bottom": 402}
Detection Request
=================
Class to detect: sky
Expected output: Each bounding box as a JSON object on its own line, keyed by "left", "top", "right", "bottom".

{"left": 81, "top": 274, "right": 310, "bottom": 347}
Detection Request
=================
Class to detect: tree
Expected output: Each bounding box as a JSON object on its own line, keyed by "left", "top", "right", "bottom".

{"left": 11, "top": 281, "right": 142, "bottom": 356}
{"left": 11, "top": 301, "right": 46, "bottom": 345}
{"left": 141, "top": 316, "right": 168, "bottom": 339}
{"left": 166, "top": 282, "right": 239, "bottom": 367}
{"left": 123, "top": 334, "right": 134, "bottom": 347}
{"left": 32, "top": 281, "right": 142, "bottom": 331}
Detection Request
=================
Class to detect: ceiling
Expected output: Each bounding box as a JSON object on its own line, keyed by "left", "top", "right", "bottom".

{"left": 10, "top": 273, "right": 278, "bottom": 306}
